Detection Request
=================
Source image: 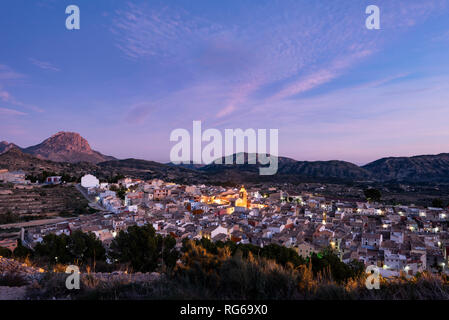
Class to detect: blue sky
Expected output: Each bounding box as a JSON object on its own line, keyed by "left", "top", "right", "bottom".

{"left": 1, "top": 0, "right": 449, "bottom": 164}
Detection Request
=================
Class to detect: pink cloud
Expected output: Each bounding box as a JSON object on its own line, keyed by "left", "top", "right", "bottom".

{"left": 271, "top": 50, "right": 373, "bottom": 100}
{"left": 216, "top": 104, "right": 236, "bottom": 118}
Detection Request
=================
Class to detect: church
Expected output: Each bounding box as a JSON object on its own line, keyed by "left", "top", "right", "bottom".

{"left": 235, "top": 185, "right": 249, "bottom": 209}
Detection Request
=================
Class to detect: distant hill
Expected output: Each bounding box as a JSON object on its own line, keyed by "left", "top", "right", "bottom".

{"left": 276, "top": 159, "right": 372, "bottom": 180}
{"left": 0, "top": 141, "right": 20, "bottom": 154}
{"left": 362, "top": 153, "right": 449, "bottom": 182}
{"left": 2, "top": 132, "right": 449, "bottom": 184}
{"left": 0, "top": 148, "right": 97, "bottom": 177}
{"left": 21, "top": 132, "right": 115, "bottom": 164}
{"left": 166, "top": 162, "right": 206, "bottom": 170}
{"left": 199, "top": 153, "right": 372, "bottom": 183}
{"left": 164, "top": 152, "right": 449, "bottom": 184}
{"left": 98, "top": 158, "right": 210, "bottom": 184}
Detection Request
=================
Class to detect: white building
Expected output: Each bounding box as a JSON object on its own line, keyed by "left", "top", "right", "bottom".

{"left": 210, "top": 225, "right": 228, "bottom": 239}
{"left": 361, "top": 233, "right": 383, "bottom": 249}
{"left": 0, "top": 169, "right": 27, "bottom": 184}
{"left": 390, "top": 231, "right": 404, "bottom": 244}
{"left": 384, "top": 252, "right": 407, "bottom": 271}
{"left": 81, "top": 174, "right": 100, "bottom": 188}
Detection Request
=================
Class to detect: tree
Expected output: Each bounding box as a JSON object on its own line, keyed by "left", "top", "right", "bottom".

{"left": 0, "top": 246, "right": 12, "bottom": 258}
{"left": 431, "top": 199, "right": 444, "bottom": 208}
{"left": 110, "top": 225, "right": 178, "bottom": 272}
{"left": 35, "top": 233, "right": 71, "bottom": 263}
{"left": 158, "top": 235, "right": 178, "bottom": 271}
{"left": 185, "top": 238, "right": 305, "bottom": 268}
{"left": 108, "top": 174, "right": 125, "bottom": 184}
{"left": 109, "top": 184, "right": 126, "bottom": 200}
{"left": 34, "top": 231, "right": 105, "bottom": 266}
{"left": 68, "top": 230, "right": 106, "bottom": 265}
{"left": 308, "top": 249, "right": 364, "bottom": 283}
{"left": 260, "top": 243, "right": 305, "bottom": 267}
{"left": 61, "top": 173, "right": 78, "bottom": 183}
{"left": 13, "top": 240, "right": 33, "bottom": 259}
{"left": 364, "top": 188, "right": 381, "bottom": 202}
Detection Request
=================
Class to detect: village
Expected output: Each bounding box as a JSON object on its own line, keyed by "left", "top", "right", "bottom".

{"left": 1, "top": 169, "right": 448, "bottom": 278}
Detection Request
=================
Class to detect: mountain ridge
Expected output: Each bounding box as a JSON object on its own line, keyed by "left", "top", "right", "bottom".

{"left": 1, "top": 132, "right": 115, "bottom": 164}
{"left": 1, "top": 133, "right": 449, "bottom": 183}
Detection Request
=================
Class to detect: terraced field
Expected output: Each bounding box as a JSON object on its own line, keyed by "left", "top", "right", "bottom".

{"left": 0, "top": 184, "right": 88, "bottom": 223}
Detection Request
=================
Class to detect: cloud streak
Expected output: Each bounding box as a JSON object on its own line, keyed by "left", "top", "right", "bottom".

{"left": 29, "top": 58, "right": 60, "bottom": 72}
{"left": 271, "top": 50, "right": 374, "bottom": 101}
{"left": 0, "top": 107, "right": 27, "bottom": 116}
{"left": 0, "top": 64, "right": 24, "bottom": 80}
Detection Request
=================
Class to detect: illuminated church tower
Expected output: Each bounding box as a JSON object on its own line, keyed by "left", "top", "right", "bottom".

{"left": 322, "top": 212, "right": 327, "bottom": 225}
{"left": 235, "top": 185, "right": 248, "bottom": 208}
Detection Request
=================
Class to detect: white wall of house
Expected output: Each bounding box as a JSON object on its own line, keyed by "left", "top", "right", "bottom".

{"left": 81, "top": 174, "right": 100, "bottom": 188}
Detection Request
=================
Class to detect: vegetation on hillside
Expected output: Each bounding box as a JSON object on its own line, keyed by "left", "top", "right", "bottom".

{"left": 23, "top": 238, "right": 449, "bottom": 300}
{"left": 2, "top": 225, "right": 448, "bottom": 300}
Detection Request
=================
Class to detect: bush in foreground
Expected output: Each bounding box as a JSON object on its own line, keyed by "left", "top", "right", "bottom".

{"left": 26, "top": 241, "right": 449, "bottom": 300}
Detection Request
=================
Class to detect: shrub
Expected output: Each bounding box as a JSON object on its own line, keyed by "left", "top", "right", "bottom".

{"left": 110, "top": 225, "right": 178, "bottom": 272}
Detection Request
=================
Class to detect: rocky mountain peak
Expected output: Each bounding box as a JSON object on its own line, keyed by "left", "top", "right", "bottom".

{"left": 40, "top": 131, "right": 93, "bottom": 153}
{"left": 20, "top": 132, "right": 115, "bottom": 163}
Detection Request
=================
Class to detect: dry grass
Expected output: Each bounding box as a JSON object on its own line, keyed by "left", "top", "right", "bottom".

{"left": 25, "top": 267, "right": 449, "bottom": 300}
{"left": 23, "top": 241, "right": 449, "bottom": 300}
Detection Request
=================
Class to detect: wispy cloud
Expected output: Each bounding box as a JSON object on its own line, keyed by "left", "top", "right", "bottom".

{"left": 125, "top": 103, "right": 155, "bottom": 124}
{"left": 110, "top": 0, "right": 447, "bottom": 127}
{"left": 216, "top": 78, "right": 263, "bottom": 118}
{"left": 112, "top": 3, "right": 223, "bottom": 60}
{"left": 0, "top": 64, "right": 44, "bottom": 113}
{"left": 0, "top": 64, "right": 24, "bottom": 80}
{"left": 432, "top": 30, "right": 449, "bottom": 42}
{"left": 0, "top": 86, "right": 43, "bottom": 113}
{"left": 29, "top": 58, "right": 60, "bottom": 72}
{"left": 216, "top": 104, "right": 235, "bottom": 118}
{"left": 0, "top": 107, "right": 27, "bottom": 116}
{"left": 271, "top": 50, "right": 374, "bottom": 101}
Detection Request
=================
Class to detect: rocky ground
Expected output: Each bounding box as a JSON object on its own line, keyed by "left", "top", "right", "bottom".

{"left": 0, "top": 256, "right": 45, "bottom": 300}
{"left": 0, "top": 256, "right": 161, "bottom": 300}
{"left": 0, "top": 256, "right": 45, "bottom": 280}
{"left": 0, "top": 286, "right": 27, "bottom": 300}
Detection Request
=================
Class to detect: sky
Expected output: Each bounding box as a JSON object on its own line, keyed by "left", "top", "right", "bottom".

{"left": 1, "top": 0, "right": 449, "bottom": 165}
